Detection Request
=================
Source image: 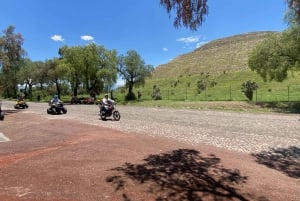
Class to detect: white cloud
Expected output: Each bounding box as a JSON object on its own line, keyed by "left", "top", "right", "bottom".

{"left": 81, "top": 35, "right": 94, "bottom": 41}
{"left": 176, "top": 35, "right": 209, "bottom": 49}
{"left": 50, "top": 34, "right": 64, "bottom": 42}
{"left": 163, "top": 47, "right": 168, "bottom": 51}
{"left": 176, "top": 36, "right": 201, "bottom": 44}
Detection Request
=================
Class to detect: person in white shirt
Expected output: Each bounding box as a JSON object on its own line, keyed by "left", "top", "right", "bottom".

{"left": 101, "top": 93, "right": 115, "bottom": 113}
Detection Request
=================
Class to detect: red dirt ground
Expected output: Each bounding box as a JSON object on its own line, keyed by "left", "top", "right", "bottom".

{"left": 0, "top": 112, "right": 299, "bottom": 201}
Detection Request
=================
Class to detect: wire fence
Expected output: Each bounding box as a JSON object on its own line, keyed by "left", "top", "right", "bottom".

{"left": 127, "top": 84, "right": 300, "bottom": 102}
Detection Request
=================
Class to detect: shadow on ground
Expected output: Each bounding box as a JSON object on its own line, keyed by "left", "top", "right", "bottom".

{"left": 2, "top": 109, "right": 22, "bottom": 113}
{"left": 252, "top": 146, "right": 300, "bottom": 179}
{"left": 106, "top": 149, "right": 265, "bottom": 201}
{"left": 255, "top": 101, "right": 300, "bottom": 113}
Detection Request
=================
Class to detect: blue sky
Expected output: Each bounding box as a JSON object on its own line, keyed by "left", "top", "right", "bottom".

{"left": 1, "top": 0, "right": 288, "bottom": 68}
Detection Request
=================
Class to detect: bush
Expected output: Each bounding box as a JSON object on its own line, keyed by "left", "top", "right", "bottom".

{"left": 152, "top": 85, "right": 162, "bottom": 100}
{"left": 241, "top": 80, "right": 258, "bottom": 101}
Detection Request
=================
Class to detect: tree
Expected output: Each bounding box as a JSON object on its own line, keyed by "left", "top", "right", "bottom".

{"left": 249, "top": 28, "right": 300, "bottom": 82}
{"left": 0, "top": 25, "right": 25, "bottom": 97}
{"left": 196, "top": 72, "right": 217, "bottom": 94}
{"left": 160, "top": 0, "right": 208, "bottom": 30}
{"left": 118, "top": 50, "right": 154, "bottom": 100}
{"left": 17, "top": 59, "right": 37, "bottom": 99}
{"left": 152, "top": 84, "right": 162, "bottom": 100}
{"left": 59, "top": 44, "right": 118, "bottom": 96}
{"left": 58, "top": 45, "right": 84, "bottom": 97}
{"left": 94, "top": 46, "right": 118, "bottom": 94}
{"left": 45, "top": 58, "right": 64, "bottom": 97}
{"left": 160, "top": 1, "right": 298, "bottom": 31}
{"left": 33, "top": 61, "right": 49, "bottom": 91}
{"left": 241, "top": 80, "right": 258, "bottom": 101}
{"left": 249, "top": 1, "right": 300, "bottom": 83}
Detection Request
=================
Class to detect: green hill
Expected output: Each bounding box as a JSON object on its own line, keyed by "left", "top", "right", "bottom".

{"left": 152, "top": 31, "right": 276, "bottom": 79}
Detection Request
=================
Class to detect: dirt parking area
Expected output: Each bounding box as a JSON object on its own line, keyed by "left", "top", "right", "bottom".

{"left": 0, "top": 101, "right": 299, "bottom": 201}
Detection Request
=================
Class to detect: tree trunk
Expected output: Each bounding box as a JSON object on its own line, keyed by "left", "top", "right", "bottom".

{"left": 55, "top": 80, "right": 61, "bottom": 98}
{"left": 128, "top": 81, "right": 134, "bottom": 94}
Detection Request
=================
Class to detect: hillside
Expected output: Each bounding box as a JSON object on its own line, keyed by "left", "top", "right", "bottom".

{"left": 152, "top": 31, "right": 278, "bottom": 79}
{"left": 114, "top": 30, "right": 300, "bottom": 103}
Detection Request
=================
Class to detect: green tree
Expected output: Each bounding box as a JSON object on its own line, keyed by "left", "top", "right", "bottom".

{"left": 33, "top": 61, "right": 48, "bottom": 91}
{"left": 93, "top": 45, "right": 118, "bottom": 94}
{"left": 118, "top": 50, "right": 154, "bottom": 100}
{"left": 58, "top": 45, "right": 84, "bottom": 97}
{"left": 152, "top": 84, "right": 162, "bottom": 100}
{"left": 0, "top": 26, "right": 25, "bottom": 97}
{"left": 17, "top": 59, "right": 37, "bottom": 99}
{"left": 241, "top": 80, "right": 258, "bottom": 101}
{"left": 249, "top": 1, "right": 300, "bottom": 83}
{"left": 249, "top": 28, "right": 300, "bottom": 82}
{"left": 45, "top": 58, "right": 64, "bottom": 97}
{"left": 160, "top": 0, "right": 208, "bottom": 30}
{"left": 59, "top": 44, "right": 118, "bottom": 96}
{"left": 196, "top": 72, "right": 217, "bottom": 94}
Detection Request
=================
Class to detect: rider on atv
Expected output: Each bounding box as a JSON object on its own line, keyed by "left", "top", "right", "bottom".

{"left": 51, "top": 95, "right": 61, "bottom": 104}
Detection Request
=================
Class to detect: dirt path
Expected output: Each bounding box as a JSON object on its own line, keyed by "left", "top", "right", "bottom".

{"left": 0, "top": 102, "right": 299, "bottom": 201}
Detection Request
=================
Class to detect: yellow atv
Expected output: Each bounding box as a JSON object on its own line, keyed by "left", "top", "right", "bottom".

{"left": 14, "top": 99, "right": 29, "bottom": 109}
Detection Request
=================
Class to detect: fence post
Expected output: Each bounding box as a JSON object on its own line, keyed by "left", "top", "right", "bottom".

{"left": 255, "top": 89, "right": 257, "bottom": 102}
{"left": 288, "top": 85, "right": 290, "bottom": 101}
{"left": 186, "top": 87, "right": 187, "bottom": 100}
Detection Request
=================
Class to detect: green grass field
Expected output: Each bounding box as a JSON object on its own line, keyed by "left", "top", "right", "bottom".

{"left": 113, "top": 71, "right": 300, "bottom": 103}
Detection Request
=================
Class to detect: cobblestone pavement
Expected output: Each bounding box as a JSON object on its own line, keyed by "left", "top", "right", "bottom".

{"left": 2, "top": 100, "right": 300, "bottom": 153}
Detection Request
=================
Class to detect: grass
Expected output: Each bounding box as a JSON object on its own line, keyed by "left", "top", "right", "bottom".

{"left": 114, "top": 71, "right": 300, "bottom": 103}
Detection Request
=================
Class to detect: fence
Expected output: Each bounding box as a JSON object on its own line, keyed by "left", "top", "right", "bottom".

{"left": 117, "top": 84, "right": 300, "bottom": 102}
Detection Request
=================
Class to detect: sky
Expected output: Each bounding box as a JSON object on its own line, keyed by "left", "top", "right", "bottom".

{"left": 1, "top": 0, "right": 289, "bottom": 68}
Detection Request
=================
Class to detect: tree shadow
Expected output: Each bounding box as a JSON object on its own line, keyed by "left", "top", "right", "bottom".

{"left": 106, "top": 149, "right": 258, "bottom": 201}
{"left": 254, "top": 101, "right": 300, "bottom": 114}
{"left": 252, "top": 146, "right": 300, "bottom": 179}
{"left": 2, "top": 109, "right": 22, "bottom": 114}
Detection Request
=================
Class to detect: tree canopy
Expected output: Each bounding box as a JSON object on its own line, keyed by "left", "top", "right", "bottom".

{"left": 249, "top": 1, "right": 300, "bottom": 82}
{"left": 0, "top": 26, "right": 24, "bottom": 97}
{"left": 58, "top": 44, "right": 118, "bottom": 96}
{"left": 160, "top": 0, "right": 208, "bottom": 30}
{"left": 118, "top": 50, "right": 154, "bottom": 100}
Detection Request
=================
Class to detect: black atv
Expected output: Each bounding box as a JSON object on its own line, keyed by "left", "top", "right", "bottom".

{"left": 47, "top": 101, "right": 67, "bottom": 115}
